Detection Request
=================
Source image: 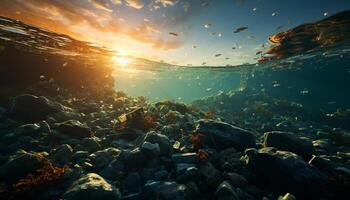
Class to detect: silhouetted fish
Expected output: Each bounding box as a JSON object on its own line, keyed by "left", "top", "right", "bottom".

{"left": 234, "top": 27, "right": 248, "bottom": 33}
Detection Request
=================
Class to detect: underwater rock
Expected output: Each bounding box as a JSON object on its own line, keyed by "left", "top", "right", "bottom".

{"left": 62, "top": 173, "right": 121, "bottom": 200}
{"left": 54, "top": 120, "right": 92, "bottom": 138}
{"left": 164, "top": 110, "right": 186, "bottom": 124}
{"left": 308, "top": 155, "right": 350, "bottom": 198}
{"left": 215, "top": 181, "right": 240, "bottom": 200}
{"left": 119, "top": 148, "right": 146, "bottom": 169}
{"left": 199, "top": 162, "right": 222, "bottom": 190}
{"left": 244, "top": 147, "right": 326, "bottom": 198}
{"left": 224, "top": 172, "right": 248, "bottom": 188}
{"left": 141, "top": 181, "right": 187, "bottom": 200}
{"left": 332, "top": 131, "right": 350, "bottom": 146}
{"left": 99, "top": 159, "right": 124, "bottom": 180}
{"left": 15, "top": 123, "right": 41, "bottom": 137}
{"left": 122, "top": 172, "right": 141, "bottom": 194}
{"left": 143, "top": 131, "right": 172, "bottom": 156}
{"left": 196, "top": 119, "right": 256, "bottom": 150}
{"left": 51, "top": 144, "right": 73, "bottom": 165}
{"left": 218, "top": 148, "right": 244, "bottom": 172}
{"left": 89, "top": 148, "right": 120, "bottom": 170}
{"left": 172, "top": 153, "right": 199, "bottom": 164}
{"left": 82, "top": 137, "right": 102, "bottom": 153}
{"left": 9, "top": 94, "right": 65, "bottom": 122}
{"left": 72, "top": 151, "right": 89, "bottom": 161}
{"left": 0, "top": 150, "right": 45, "bottom": 183}
{"left": 141, "top": 141, "right": 160, "bottom": 157}
{"left": 263, "top": 131, "right": 314, "bottom": 158}
{"left": 177, "top": 166, "right": 199, "bottom": 183}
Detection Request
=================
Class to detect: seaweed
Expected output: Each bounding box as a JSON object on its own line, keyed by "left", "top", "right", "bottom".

{"left": 189, "top": 133, "right": 204, "bottom": 150}
{"left": 0, "top": 157, "right": 67, "bottom": 200}
{"left": 197, "top": 149, "right": 209, "bottom": 163}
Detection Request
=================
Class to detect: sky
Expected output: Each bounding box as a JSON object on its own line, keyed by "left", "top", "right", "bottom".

{"left": 0, "top": 0, "right": 350, "bottom": 66}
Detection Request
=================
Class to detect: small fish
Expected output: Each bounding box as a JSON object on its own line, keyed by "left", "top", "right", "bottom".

{"left": 201, "top": 2, "right": 210, "bottom": 7}
{"left": 192, "top": 45, "right": 197, "bottom": 48}
{"left": 252, "top": 7, "right": 257, "bottom": 12}
{"left": 225, "top": 57, "right": 230, "bottom": 60}
{"left": 218, "top": 33, "right": 222, "bottom": 37}
{"left": 232, "top": 47, "right": 236, "bottom": 50}
{"left": 300, "top": 89, "right": 309, "bottom": 95}
{"left": 247, "top": 35, "right": 255, "bottom": 39}
{"left": 324, "top": 12, "right": 329, "bottom": 16}
{"left": 256, "top": 51, "right": 262, "bottom": 55}
{"left": 169, "top": 32, "right": 178, "bottom": 36}
{"left": 214, "top": 54, "right": 222, "bottom": 57}
{"left": 201, "top": 62, "right": 206, "bottom": 65}
{"left": 326, "top": 113, "right": 334, "bottom": 117}
{"left": 234, "top": 27, "right": 248, "bottom": 33}
{"left": 272, "top": 12, "right": 277, "bottom": 16}
{"left": 204, "top": 23, "right": 212, "bottom": 28}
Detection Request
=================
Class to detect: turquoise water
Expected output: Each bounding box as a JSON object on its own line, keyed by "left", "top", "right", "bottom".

{"left": 114, "top": 42, "right": 350, "bottom": 108}
{"left": 114, "top": 66, "right": 243, "bottom": 103}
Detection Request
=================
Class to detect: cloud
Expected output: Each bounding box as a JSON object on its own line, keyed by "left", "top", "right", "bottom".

{"left": 0, "top": 0, "right": 183, "bottom": 51}
{"left": 155, "top": 0, "right": 179, "bottom": 7}
{"left": 125, "top": 0, "right": 144, "bottom": 9}
{"left": 88, "top": 0, "right": 123, "bottom": 12}
{"left": 125, "top": 21, "right": 184, "bottom": 50}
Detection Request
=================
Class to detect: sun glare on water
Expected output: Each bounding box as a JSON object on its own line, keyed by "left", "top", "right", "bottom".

{"left": 114, "top": 57, "right": 130, "bottom": 65}
{"left": 112, "top": 51, "right": 132, "bottom": 66}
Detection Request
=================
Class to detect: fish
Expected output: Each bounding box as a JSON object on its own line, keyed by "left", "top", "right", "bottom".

{"left": 169, "top": 32, "right": 178, "bottom": 36}
{"left": 234, "top": 27, "right": 248, "bottom": 33}
{"left": 214, "top": 54, "right": 222, "bottom": 57}
{"left": 201, "top": 2, "right": 210, "bottom": 7}
{"left": 204, "top": 23, "right": 212, "bottom": 28}
{"left": 256, "top": 51, "right": 262, "bottom": 55}
{"left": 300, "top": 89, "right": 309, "bottom": 95}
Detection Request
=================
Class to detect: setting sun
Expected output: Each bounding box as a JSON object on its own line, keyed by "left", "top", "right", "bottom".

{"left": 113, "top": 56, "right": 130, "bottom": 65}
{"left": 112, "top": 51, "right": 132, "bottom": 66}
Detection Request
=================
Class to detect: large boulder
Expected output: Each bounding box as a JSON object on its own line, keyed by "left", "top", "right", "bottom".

{"left": 195, "top": 119, "right": 256, "bottom": 150}
{"left": 0, "top": 150, "right": 45, "bottom": 183}
{"left": 263, "top": 131, "right": 315, "bottom": 158}
{"left": 215, "top": 181, "right": 239, "bottom": 200}
{"left": 244, "top": 147, "right": 326, "bottom": 198}
{"left": 54, "top": 120, "right": 92, "bottom": 138}
{"left": 141, "top": 181, "right": 187, "bottom": 200}
{"left": 62, "top": 173, "right": 121, "bottom": 200}
{"left": 144, "top": 131, "right": 172, "bottom": 155}
{"left": 10, "top": 94, "right": 66, "bottom": 122}
{"left": 51, "top": 144, "right": 73, "bottom": 165}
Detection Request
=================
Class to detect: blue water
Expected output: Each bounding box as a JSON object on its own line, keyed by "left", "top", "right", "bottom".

{"left": 114, "top": 66, "right": 243, "bottom": 103}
